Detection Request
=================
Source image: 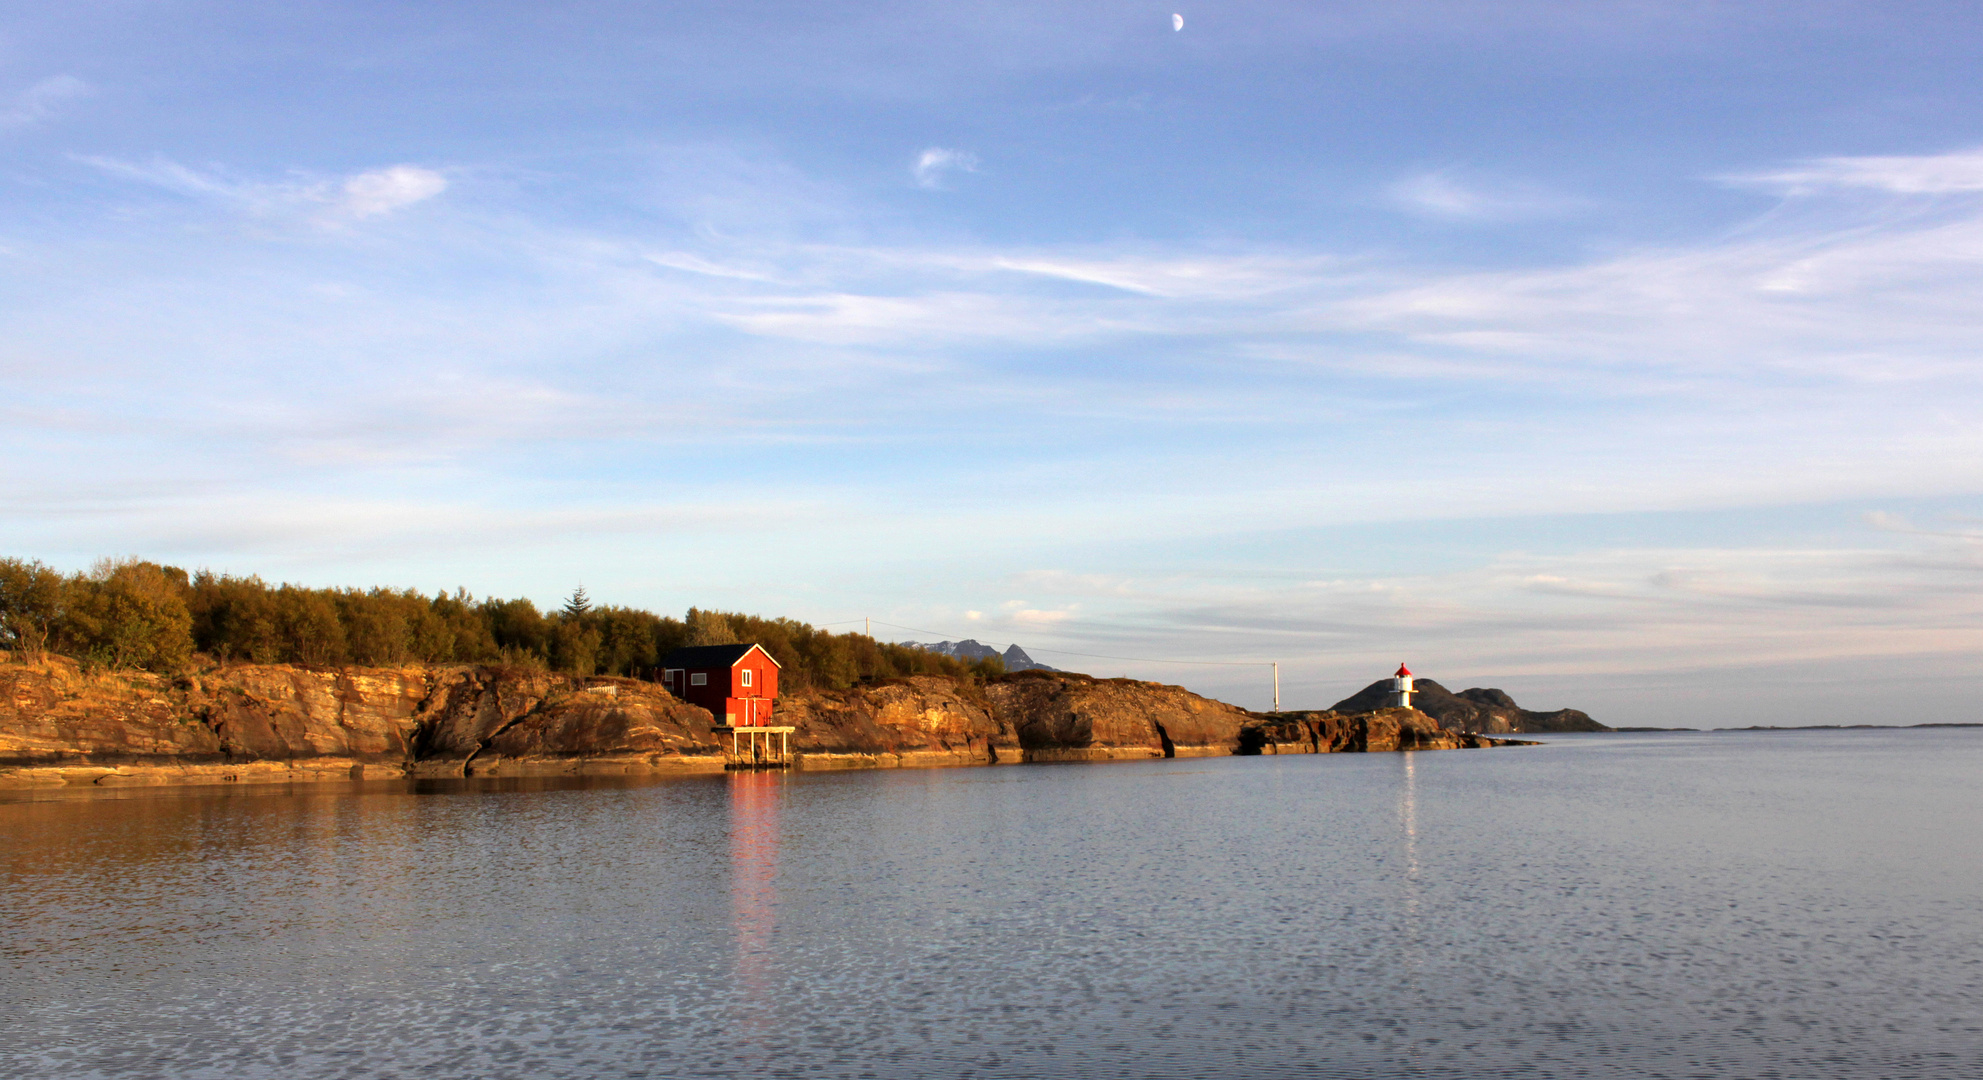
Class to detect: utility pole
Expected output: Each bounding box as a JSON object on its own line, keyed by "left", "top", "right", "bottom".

{"left": 1272, "top": 662, "right": 1280, "bottom": 713}
{"left": 865, "top": 616, "right": 871, "bottom": 640}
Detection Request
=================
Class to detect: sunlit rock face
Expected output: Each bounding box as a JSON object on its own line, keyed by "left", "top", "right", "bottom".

{"left": 779, "top": 675, "right": 1017, "bottom": 769}
{"left": 202, "top": 666, "right": 429, "bottom": 763}
{"left": 1330, "top": 677, "right": 1609, "bottom": 733}
{"left": 0, "top": 656, "right": 431, "bottom": 780}
{"left": 0, "top": 658, "right": 725, "bottom": 785}
{"left": 0, "top": 655, "right": 227, "bottom": 771}
{"left": 448, "top": 680, "right": 724, "bottom": 776}
{"left": 406, "top": 668, "right": 717, "bottom": 775}
{"left": 986, "top": 669, "right": 1252, "bottom": 760}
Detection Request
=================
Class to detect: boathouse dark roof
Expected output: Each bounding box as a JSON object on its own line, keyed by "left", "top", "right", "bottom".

{"left": 658, "top": 643, "right": 781, "bottom": 669}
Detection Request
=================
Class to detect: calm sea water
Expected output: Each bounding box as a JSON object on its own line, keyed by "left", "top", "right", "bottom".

{"left": 3, "top": 730, "right": 1981, "bottom": 1079}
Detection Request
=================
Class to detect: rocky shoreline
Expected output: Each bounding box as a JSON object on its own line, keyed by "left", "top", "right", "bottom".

{"left": 0, "top": 657, "right": 1531, "bottom": 790}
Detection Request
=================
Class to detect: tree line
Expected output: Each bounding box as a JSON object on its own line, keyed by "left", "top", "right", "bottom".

{"left": 0, "top": 557, "right": 1004, "bottom": 690}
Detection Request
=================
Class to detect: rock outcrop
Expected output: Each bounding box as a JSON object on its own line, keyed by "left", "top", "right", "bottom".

{"left": 1330, "top": 677, "right": 1608, "bottom": 733}
{"left": 1238, "top": 708, "right": 1523, "bottom": 754}
{"left": 0, "top": 657, "right": 725, "bottom": 787}
{"left": 440, "top": 678, "right": 723, "bottom": 776}
{"left": 776, "top": 675, "right": 1017, "bottom": 769}
{"left": 987, "top": 669, "right": 1251, "bottom": 760}
{"left": 0, "top": 654, "right": 1525, "bottom": 789}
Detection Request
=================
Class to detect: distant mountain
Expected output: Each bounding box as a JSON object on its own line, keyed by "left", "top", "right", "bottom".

{"left": 1329, "top": 678, "right": 1608, "bottom": 733}
{"left": 899, "top": 639, "right": 1059, "bottom": 673}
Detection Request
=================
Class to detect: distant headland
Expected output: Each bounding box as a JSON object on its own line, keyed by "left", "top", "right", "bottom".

{"left": 898, "top": 639, "right": 1059, "bottom": 673}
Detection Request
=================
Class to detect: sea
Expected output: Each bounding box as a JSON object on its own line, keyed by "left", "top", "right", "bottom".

{"left": 3, "top": 729, "right": 1980, "bottom": 1079}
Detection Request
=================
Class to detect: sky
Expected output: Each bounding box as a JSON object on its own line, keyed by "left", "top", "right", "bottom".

{"left": 5, "top": 1, "right": 1983, "bottom": 725}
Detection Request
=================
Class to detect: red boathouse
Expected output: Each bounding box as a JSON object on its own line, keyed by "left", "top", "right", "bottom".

{"left": 658, "top": 643, "right": 781, "bottom": 727}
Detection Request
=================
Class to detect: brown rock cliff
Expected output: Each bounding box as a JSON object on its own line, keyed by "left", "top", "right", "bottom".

{"left": 987, "top": 669, "right": 1251, "bottom": 760}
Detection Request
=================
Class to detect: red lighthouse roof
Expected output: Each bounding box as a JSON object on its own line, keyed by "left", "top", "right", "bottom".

{"left": 1395, "top": 662, "right": 1412, "bottom": 678}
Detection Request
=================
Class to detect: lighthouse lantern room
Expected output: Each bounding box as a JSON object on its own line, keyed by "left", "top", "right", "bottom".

{"left": 1383, "top": 663, "right": 1415, "bottom": 708}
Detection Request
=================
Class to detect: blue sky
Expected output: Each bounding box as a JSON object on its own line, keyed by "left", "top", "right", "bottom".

{"left": 6, "top": 2, "right": 1983, "bottom": 724}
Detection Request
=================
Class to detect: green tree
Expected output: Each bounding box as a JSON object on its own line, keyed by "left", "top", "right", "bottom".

{"left": 5, "top": 553, "right": 1008, "bottom": 688}
{"left": 432, "top": 588, "right": 500, "bottom": 662}
{"left": 685, "top": 607, "right": 739, "bottom": 646}
{"left": 592, "top": 606, "right": 661, "bottom": 676}
{"left": 0, "top": 557, "right": 64, "bottom": 660}
{"left": 275, "top": 585, "right": 346, "bottom": 665}
{"left": 548, "top": 616, "right": 602, "bottom": 675}
{"left": 481, "top": 596, "right": 550, "bottom": 666}
{"left": 58, "top": 559, "right": 195, "bottom": 671}
{"left": 188, "top": 571, "right": 283, "bottom": 662}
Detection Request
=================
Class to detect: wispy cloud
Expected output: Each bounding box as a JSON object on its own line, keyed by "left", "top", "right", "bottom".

{"left": 75, "top": 156, "right": 447, "bottom": 223}
{"left": 1386, "top": 169, "right": 1585, "bottom": 222}
{"left": 0, "top": 75, "right": 90, "bottom": 128}
{"left": 913, "top": 147, "right": 978, "bottom": 189}
{"left": 337, "top": 166, "right": 448, "bottom": 218}
{"left": 1727, "top": 148, "right": 1983, "bottom": 196}
{"left": 643, "top": 251, "right": 784, "bottom": 283}
{"left": 983, "top": 253, "right": 1335, "bottom": 299}
{"left": 1330, "top": 204, "right": 1983, "bottom": 384}
{"left": 74, "top": 155, "right": 239, "bottom": 197}
{"left": 1000, "top": 599, "right": 1078, "bottom": 626}
{"left": 1863, "top": 510, "right": 1983, "bottom": 544}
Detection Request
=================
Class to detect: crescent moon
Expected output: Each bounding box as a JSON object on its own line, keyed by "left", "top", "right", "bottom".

{"left": 1173, "top": 13, "right": 1184, "bottom": 31}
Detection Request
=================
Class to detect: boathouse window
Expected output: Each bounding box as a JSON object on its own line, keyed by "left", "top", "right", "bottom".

{"left": 741, "top": 669, "right": 753, "bottom": 687}
{"left": 690, "top": 673, "right": 707, "bottom": 686}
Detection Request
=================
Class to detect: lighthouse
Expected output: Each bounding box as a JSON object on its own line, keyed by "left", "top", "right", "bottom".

{"left": 1383, "top": 663, "right": 1414, "bottom": 708}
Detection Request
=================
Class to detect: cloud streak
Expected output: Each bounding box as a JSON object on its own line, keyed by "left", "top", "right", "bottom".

{"left": 75, "top": 156, "right": 447, "bottom": 223}
{"left": 1385, "top": 169, "right": 1586, "bottom": 222}
{"left": 0, "top": 75, "right": 89, "bottom": 128}
{"left": 338, "top": 166, "right": 449, "bottom": 219}
{"left": 913, "top": 147, "right": 978, "bottom": 189}
{"left": 1728, "top": 148, "right": 1983, "bottom": 195}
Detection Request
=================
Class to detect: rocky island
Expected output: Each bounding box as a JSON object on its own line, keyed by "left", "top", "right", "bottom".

{"left": 1331, "top": 676, "right": 1610, "bottom": 733}
{"left": 0, "top": 655, "right": 1531, "bottom": 789}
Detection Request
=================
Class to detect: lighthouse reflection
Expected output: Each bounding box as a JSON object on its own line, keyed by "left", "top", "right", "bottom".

{"left": 728, "top": 769, "right": 783, "bottom": 1037}
{"left": 1398, "top": 751, "right": 1421, "bottom": 946}
{"left": 1396, "top": 751, "right": 1427, "bottom": 1068}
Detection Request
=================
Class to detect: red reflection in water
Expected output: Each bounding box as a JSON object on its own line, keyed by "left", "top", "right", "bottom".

{"left": 729, "top": 770, "right": 782, "bottom": 1027}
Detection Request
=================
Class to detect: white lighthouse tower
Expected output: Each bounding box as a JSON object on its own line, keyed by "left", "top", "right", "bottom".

{"left": 1383, "top": 663, "right": 1414, "bottom": 708}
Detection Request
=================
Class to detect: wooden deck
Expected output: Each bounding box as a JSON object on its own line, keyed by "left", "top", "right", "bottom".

{"left": 712, "top": 725, "right": 797, "bottom": 769}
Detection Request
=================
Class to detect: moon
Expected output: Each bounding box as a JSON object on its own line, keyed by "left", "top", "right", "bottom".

{"left": 1173, "top": 13, "right": 1183, "bottom": 31}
